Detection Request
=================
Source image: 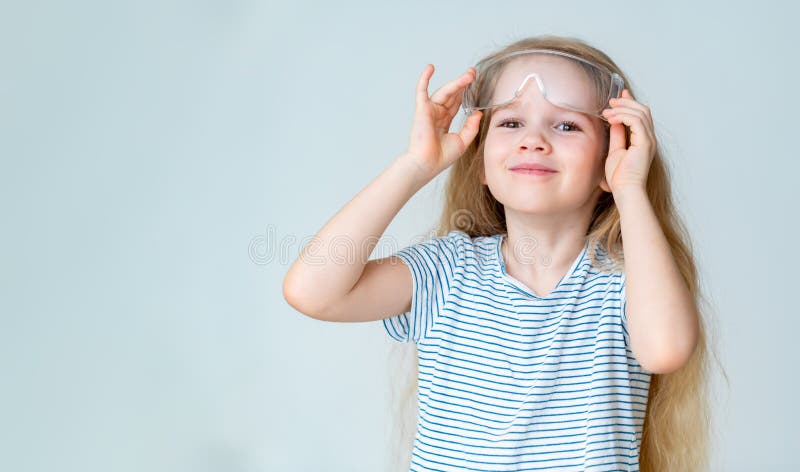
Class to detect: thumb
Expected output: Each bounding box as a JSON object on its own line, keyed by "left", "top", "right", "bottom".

{"left": 458, "top": 110, "right": 483, "bottom": 147}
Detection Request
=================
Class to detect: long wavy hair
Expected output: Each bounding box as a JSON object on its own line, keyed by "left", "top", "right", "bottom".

{"left": 386, "top": 35, "right": 727, "bottom": 471}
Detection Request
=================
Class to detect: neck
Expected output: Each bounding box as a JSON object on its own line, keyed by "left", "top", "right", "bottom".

{"left": 501, "top": 200, "right": 595, "bottom": 279}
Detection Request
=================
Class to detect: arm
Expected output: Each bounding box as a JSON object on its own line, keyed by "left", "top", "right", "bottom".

{"left": 614, "top": 187, "right": 699, "bottom": 374}
{"left": 282, "top": 64, "right": 482, "bottom": 322}
{"left": 282, "top": 153, "right": 432, "bottom": 320}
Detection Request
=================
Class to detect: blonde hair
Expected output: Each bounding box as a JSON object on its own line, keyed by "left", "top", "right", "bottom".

{"left": 386, "top": 35, "right": 727, "bottom": 472}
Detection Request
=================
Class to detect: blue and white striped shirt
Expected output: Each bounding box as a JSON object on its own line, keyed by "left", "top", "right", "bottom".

{"left": 382, "top": 230, "right": 651, "bottom": 471}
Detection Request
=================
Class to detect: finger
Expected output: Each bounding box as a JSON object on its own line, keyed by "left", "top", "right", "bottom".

{"left": 608, "top": 121, "right": 626, "bottom": 154}
{"left": 609, "top": 100, "right": 652, "bottom": 127}
{"left": 415, "top": 64, "right": 434, "bottom": 106}
{"left": 433, "top": 75, "right": 475, "bottom": 121}
{"left": 432, "top": 72, "right": 474, "bottom": 111}
{"left": 457, "top": 110, "right": 483, "bottom": 148}
{"left": 430, "top": 68, "right": 476, "bottom": 106}
{"left": 610, "top": 90, "right": 652, "bottom": 122}
{"left": 604, "top": 105, "right": 654, "bottom": 130}
{"left": 604, "top": 110, "right": 655, "bottom": 151}
{"left": 447, "top": 80, "right": 473, "bottom": 116}
{"left": 445, "top": 89, "right": 465, "bottom": 118}
{"left": 606, "top": 107, "right": 656, "bottom": 142}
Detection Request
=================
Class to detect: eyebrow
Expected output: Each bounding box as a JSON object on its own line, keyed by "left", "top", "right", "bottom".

{"left": 494, "top": 102, "right": 520, "bottom": 112}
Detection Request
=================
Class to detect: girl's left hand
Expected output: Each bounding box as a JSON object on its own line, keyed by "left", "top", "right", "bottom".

{"left": 601, "top": 89, "right": 656, "bottom": 194}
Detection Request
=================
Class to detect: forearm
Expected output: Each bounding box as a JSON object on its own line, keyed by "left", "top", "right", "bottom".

{"left": 614, "top": 187, "right": 699, "bottom": 373}
{"left": 283, "top": 153, "right": 433, "bottom": 315}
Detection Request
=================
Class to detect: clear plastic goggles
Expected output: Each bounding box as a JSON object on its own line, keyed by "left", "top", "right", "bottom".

{"left": 461, "top": 49, "right": 624, "bottom": 121}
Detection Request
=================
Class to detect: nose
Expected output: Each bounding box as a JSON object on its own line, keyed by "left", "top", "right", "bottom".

{"left": 517, "top": 121, "right": 552, "bottom": 154}
{"left": 512, "top": 86, "right": 553, "bottom": 154}
{"left": 519, "top": 131, "right": 552, "bottom": 154}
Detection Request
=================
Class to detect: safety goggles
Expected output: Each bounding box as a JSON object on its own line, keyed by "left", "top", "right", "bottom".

{"left": 461, "top": 49, "right": 624, "bottom": 122}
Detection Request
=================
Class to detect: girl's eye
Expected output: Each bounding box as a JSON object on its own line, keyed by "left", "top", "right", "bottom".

{"left": 498, "top": 119, "right": 523, "bottom": 129}
{"left": 555, "top": 121, "right": 582, "bottom": 132}
{"left": 497, "top": 119, "right": 582, "bottom": 132}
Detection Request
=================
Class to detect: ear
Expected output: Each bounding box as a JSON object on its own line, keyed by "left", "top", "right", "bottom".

{"left": 599, "top": 175, "right": 611, "bottom": 193}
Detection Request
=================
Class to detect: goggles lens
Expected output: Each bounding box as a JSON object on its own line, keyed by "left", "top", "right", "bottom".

{"left": 461, "top": 49, "right": 624, "bottom": 120}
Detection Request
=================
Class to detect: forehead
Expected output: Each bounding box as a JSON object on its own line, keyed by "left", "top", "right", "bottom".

{"left": 491, "top": 54, "right": 597, "bottom": 106}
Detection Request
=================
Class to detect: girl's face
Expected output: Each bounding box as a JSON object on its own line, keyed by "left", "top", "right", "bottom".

{"left": 481, "top": 57, "right": 611, "bottom": 215}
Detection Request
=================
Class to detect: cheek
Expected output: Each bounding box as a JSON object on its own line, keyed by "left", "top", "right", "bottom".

{"left": 482, "top": 134, "right": 502, "bottom": 159}
{"left": 481, "top": 141, "right": 505, "bottom": 175}
{"left": 482, "top": 152, "right": 507, "bottom": 182}
{"left": 573, "top": 150, "right": 605, "bottom": 175}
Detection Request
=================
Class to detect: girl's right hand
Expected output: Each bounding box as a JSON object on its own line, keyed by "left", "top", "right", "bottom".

{"left": 405, "top": 64, "right": 483, "bottom": 178}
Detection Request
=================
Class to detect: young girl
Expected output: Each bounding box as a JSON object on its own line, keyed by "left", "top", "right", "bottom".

{"left": 284, "top": 35, "right": 713, "bottom": 471}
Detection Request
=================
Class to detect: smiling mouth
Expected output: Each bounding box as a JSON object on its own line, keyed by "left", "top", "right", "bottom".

{"left": 510, "top": 168, "right": 558, "bottom": 176}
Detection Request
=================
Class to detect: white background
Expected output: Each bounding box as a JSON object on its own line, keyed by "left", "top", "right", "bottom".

{"left": 2, "top": 0, "right": 798, "bottom": 470}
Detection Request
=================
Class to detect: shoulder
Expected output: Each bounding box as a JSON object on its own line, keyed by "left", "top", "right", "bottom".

{"left": 398, "top": 230, "right": 496, "bottom": 269}
{"left": 409, "top": 229, "right": 473, "bottom": 251}
{"left": 434, "top": 229, "right": 499, "bottom": 257}
{"left": 586, "top": 239, "right": 625, "bottom": 275}
{"left": 442, "top": 229, "right": 474, "bottom": 243}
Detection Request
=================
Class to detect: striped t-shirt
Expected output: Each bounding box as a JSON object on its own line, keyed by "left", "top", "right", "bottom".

{"left": 382, "top": 230, "right": 652, "bottom": 471}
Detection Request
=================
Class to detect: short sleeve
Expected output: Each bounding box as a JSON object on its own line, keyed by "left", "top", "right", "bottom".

{"left": 382, "top": 230, "right": 467, "bottom": 344}
{"left": 619, "top": 271, "right": 630, "bottom": 348}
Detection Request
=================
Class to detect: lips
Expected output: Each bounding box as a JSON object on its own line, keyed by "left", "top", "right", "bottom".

{"left": 509, "top": 163, "right": 557, "bottom": 172}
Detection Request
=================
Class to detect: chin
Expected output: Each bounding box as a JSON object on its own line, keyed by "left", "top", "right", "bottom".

{"left": 495, "top": 195, "right": 562, "bottom": 215}
{"left": 506, "top": 203, "right": 561, "bottom": 215}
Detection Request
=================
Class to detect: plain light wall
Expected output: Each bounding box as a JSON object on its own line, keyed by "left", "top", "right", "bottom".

{"left": 2, "top": 0, "right": 798, "bottom": 470}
